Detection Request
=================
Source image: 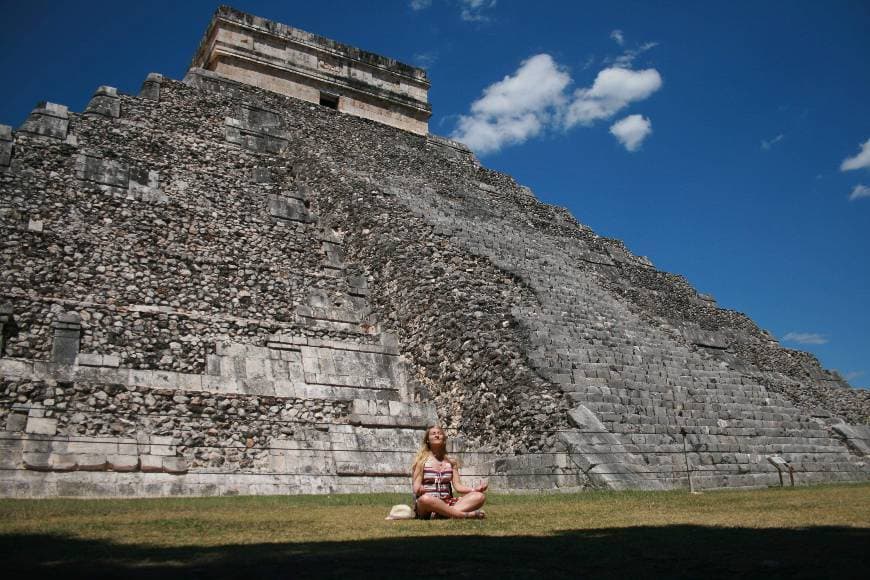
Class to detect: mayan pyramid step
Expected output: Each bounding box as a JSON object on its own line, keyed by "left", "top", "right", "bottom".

{"left": 393, "top": 176, "right": 867, "bottom": 489}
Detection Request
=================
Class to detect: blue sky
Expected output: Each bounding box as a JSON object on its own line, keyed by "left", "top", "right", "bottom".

{"left": 1, "top": 1, "right": 868, "bottom": 387}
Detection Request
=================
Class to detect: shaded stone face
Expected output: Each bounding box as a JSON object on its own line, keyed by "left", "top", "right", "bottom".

{"left": 190, "top": 6, "right": 431, "bottom": 135}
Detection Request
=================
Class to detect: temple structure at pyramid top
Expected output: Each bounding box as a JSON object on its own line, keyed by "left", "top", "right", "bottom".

{"left": 190, "top": 5, "right": 432, "bottom": 135}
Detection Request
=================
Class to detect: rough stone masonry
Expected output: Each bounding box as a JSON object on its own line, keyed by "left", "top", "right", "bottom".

{"left": 0, "top": 7, "right": 868, "bottom": 497}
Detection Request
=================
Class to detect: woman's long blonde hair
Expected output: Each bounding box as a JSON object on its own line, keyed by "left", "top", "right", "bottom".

{"left": 411, "top": 425, "right": 456, "bottom": 474}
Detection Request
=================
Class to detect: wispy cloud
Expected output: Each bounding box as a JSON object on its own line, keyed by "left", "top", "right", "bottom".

{"left": 761, "top": 133, "right": 784, "bottom": 151}
{"left": 459, "top": 0, "right": 497, "bottom": 22}
{"left": 849, "top": 184, "right": 870, "bottom": 201}
{"left": 412, "top": 0, "right": 497, "bottom": 22}
{"left": 840, "top": 138, "right": 870, "bottom": 171}
{"left": 610, "top": 29, "right": 625, "bottom": 46}
{"left": 782, "top": 332, "right": 829, "bottom": 345}
{"left": 610, "top": 114, "right": 652, "bottom": 152}
{"left": 608, "top": 41, "right": 659, "bottom": 68}
{"left": 413, "top": 51, "right": 438, "bottom": 69}
{"left": 844, "top": 370, "right": 865, "bottom": 382}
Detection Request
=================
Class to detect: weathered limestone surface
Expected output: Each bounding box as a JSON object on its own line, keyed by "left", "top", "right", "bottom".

{"left": 383, "top": 182, "right": 869, "bottom": 488}
{"left": 0, "top": 125, "right": 13, "bottom": 172}
{"left": 0, "top": 12, "right": 868, "bottom": 496}
{"left": 18, "top": 102, "right": 70, "bottom": 141}
{"left": 190, "top": 7, "right": 431, "bottom": 135}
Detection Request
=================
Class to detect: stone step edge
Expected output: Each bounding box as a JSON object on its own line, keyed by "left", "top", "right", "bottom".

{"left": 334, "top": 470, "right": 409, "bottom": 477}
{"left": 346, "top": 414, "right": 432, "bottom": 429}
{"left": 0, "top": 358, "right": 400, "bottom": 401}
{"left": 21, "top": 451, "right": 188, "bottom": 475}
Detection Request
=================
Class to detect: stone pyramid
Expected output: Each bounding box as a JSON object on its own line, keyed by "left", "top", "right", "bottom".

{"left": 1, "top": 7, "right": 867, "bottom": 497}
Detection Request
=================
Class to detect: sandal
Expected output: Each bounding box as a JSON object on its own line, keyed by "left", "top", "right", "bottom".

{"left": 465, "top": 510, "right": 486, "bottom": 519}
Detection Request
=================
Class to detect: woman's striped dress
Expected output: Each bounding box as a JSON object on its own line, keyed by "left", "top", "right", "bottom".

{"left": 421, "top": 456, "right": 456, "bottom": 504}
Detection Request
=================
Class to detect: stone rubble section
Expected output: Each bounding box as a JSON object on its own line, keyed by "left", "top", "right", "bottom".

{"left": 0, "top": 333, "right": 433, "bottom": 496}
{"left": 1, "top": 103, "right": 351, "bottom": 372}
{"left": 0, "top": 63, "right": 866, "bottom": 496}
{"left": 0, "top": 77, "right": 442, "bottom": 497}
{"left": 0, "top": 375, "right": 344, "bottom": 474}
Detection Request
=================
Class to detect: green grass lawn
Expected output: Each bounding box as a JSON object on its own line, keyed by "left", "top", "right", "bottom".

{"left": 1, "top": 484, "right": 868, "bottom": 579}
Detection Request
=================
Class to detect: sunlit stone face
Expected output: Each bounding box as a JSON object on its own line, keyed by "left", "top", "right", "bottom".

{"left": 191, "top": 7, "right": 432, "bottom": 135}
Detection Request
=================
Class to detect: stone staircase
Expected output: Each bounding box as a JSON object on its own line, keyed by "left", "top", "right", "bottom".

{"left": 395, "top": 184, "right": 869, "bottom": 489}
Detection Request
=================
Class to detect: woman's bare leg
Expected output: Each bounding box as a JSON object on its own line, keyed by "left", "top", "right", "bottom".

{"left": 416, "top": 493, "right": 486, "bottom": 519}
{"left": 453, "top": 491, "right": 486, "bottom": 514}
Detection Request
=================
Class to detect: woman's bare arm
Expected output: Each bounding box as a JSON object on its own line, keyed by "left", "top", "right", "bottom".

{"left": 452, "top": 466, "right": 473, "bottom": 494}
{"left": 453, "top": 465, "right": 488, "bottom": 494}
{"left": 412, "top": 462, "right": 424, "bottom": 497}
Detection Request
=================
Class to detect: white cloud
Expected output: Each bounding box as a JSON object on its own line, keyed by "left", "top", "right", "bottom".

{"left": 761, "top": 134, "right": 784, "bottom": 151}
{"left": 610, "top": 29, "right": 625, "bottom": 46}
{"left": 452, "top": 53, "right": 662, "bottom": 155}
{"left": 849, "top": 184, "right": 870, "bottom": 201}
{"left": 782, "top": 332, "right": 829, "bottom": 345}
{"left": 564, "top": 67, "right": 662, "bottom": 128}
{"left": 609, "top": 114, "right": 652, "bottom": 151}
{"left": 459, "top": 0, "right": 497, "bottom": 22}
{"left": 468, "top": 54, "right": 570, "bottom": 118}
{"left": 409, "top": 0, "right": 432, "bottom": 10}
{"left": 451, "top": 54, "right": 570, "bottom": 154}
{"left": 840, "top": 138, "right": 870, "bottom": 171}
{"left": 844, "top": 370, "right": 865, "bottom": 381}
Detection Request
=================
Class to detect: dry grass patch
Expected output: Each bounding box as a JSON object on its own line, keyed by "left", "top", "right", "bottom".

{"left": 1, "top": 484, "right": 868, "bottom": 578}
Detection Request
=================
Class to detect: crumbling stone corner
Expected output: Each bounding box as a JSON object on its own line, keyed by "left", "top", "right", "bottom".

{"left": 84, "top": 85, "right": 120, "bottom": 118}
{"left": 140, "top": 73, "right": 163, "bottom": 101}
{"left": 18, "top": 102, "right": 69, "bottom": 140}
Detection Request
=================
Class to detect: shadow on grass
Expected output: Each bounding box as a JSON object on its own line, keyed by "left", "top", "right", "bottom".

{"left": 2, "top": 525, "right": 867, "bottom": 579}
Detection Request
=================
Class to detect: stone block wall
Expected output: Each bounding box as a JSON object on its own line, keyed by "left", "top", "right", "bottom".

{"left": 0, "top": 340, "right": 436, "bottom": 496}
{"left": 0, "top": 75, "right": 445, "bottom": 496}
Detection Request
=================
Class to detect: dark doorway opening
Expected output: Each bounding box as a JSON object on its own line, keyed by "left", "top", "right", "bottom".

{"left": 319, "top": 92, "right": 339, "bottom": 110}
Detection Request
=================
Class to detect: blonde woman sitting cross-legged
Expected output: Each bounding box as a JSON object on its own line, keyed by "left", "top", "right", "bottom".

{"left": 411, "top": 425, "right": 487, "bottom": 519}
